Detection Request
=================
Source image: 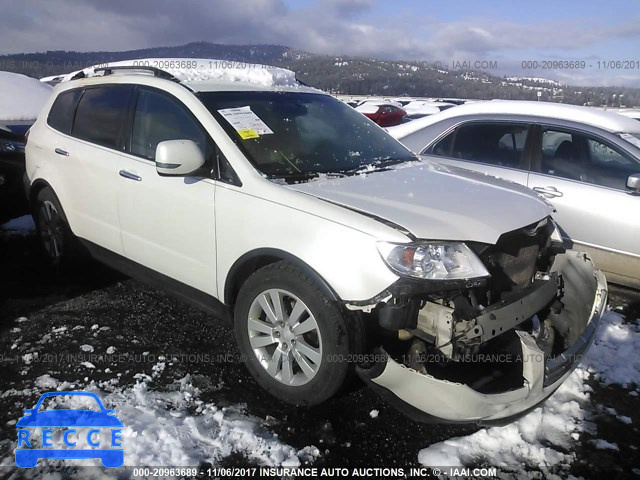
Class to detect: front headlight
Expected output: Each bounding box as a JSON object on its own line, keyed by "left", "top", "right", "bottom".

{"left": 377, "top": 241, "right": 490, "bottom": 281}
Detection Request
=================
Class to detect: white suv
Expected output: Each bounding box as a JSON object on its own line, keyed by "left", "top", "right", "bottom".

{"left": 25, "top": 59, "right": 607, "bottom": 423}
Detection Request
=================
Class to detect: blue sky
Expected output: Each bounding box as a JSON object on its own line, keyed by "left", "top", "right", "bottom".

{"left": 1, "top": 0, "right": 639, "bottom": 86}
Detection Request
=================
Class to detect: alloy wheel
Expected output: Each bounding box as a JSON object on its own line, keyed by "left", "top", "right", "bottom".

{"left": 247, "top": 288, "right": 323, "bottom": 386}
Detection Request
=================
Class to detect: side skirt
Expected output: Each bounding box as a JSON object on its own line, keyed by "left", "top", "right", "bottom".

{"left": 80, "top": 239, "right": 232, "bottom": 325}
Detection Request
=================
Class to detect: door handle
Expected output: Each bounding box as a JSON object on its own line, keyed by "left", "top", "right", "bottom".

{"left": 533, "top": 186, "right": 563, "bottom": 198}
{"left": 119, "top": 170, "right": 142, "bottom": 182}
{"left": 54, "top": 148, "right": 69, "bottom": 156}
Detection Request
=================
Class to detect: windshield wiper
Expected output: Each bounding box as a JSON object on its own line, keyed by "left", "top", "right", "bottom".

{"left": 267, "top": 171, "right": 346, "bottom": 184}
{"left": 341, "top": 156, "right": 419, "bottom": 175}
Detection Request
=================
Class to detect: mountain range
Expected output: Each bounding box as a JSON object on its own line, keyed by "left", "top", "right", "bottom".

{"left": 1, "top": 41, "right": 637, "bottom": 106}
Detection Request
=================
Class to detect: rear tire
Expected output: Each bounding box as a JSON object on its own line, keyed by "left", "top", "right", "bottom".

{"left": 234, "top": 261, "right": 362, "bottom": 406}
{"left": 34, "top": 187, "right": 81, "bottom": 268}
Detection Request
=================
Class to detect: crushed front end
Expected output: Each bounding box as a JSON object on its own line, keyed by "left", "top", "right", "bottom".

{"left": 355, "top": 217, "right": 607, "bottom": 423}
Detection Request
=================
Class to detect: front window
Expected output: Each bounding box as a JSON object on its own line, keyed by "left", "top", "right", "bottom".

{"left": 198, "top": 91, "right": 415, "bottom": 180}
{"left": 536, "top": 128, "right": 640, "bottom": 190}
{"left": 131, "top": 88, "right": 208, "bottom": 160}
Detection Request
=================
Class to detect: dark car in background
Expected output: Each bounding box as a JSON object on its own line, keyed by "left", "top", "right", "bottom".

{"left": 1, "top": 122, "right": 32, "bottom": 221}
{"left": 0, "top": 72, "right": 52, "bottom": 222}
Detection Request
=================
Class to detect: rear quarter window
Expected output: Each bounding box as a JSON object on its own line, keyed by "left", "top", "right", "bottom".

{"left": 47, "top": 89, "right": 83, "bottom": 135}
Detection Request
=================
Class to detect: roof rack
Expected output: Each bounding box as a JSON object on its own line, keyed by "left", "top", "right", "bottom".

{"left": 95, "top": 65, "right": 180, "bottom": 81}
{"left": 70, "top": 65, "right": 181, "bottom": 83}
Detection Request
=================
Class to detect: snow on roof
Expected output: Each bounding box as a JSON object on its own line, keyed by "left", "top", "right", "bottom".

{"left": 355, "top": 103, "right": 382, "bottom": 114}
{"left": 617, "top": 110, "right": 640, "bottom": 120}
{"left": 355, "top": 100, "right": 403, "bottom": 114}
{"left": 389, "top": 100, "right": 640, "bottom": 139}
{"left": 0, "top": 71, "right": 53, "bottom": 121}
{"left": 54, "top": 58, "right": 301, "bottom": 89}
{"left": 403, "top": 101, "right": 450, "bottom": 115}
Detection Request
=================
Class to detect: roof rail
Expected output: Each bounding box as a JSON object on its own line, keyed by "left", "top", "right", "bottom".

{"left": 94, "top": 65, "right": 180, "bottom": 82}
{"left": 70, "top": 65, "right": 181, "bottom": 83}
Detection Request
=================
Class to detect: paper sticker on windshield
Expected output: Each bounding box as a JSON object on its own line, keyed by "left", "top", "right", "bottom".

{"left": 620, "top": 133, "right": 640, "bottom": 149}
{"left": 237, "top": 128, "right": 259, "bottom": 140}
{"left": 217, "top": 106, "right": 273, "bottom": 139}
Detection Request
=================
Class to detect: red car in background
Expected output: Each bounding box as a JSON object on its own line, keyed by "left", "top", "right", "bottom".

{"left": 355, "top": 102, "right": 407, "bottom": 127}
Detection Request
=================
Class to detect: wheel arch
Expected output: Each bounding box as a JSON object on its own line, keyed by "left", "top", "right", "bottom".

{"left": 28, "top": 179, "right": 53, "bottom": 213}
{"left": 224, "top": 248, "right": 341, "bottom": 307}
{"left": 29, "top": 179, "right": 74, "bottom": 227}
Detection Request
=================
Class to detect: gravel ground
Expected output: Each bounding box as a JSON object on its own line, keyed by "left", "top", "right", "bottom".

{"left": 1, "top": 228, "right": 639, "bottom": 478}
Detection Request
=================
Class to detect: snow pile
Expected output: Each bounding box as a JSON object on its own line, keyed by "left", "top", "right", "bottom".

{"left": 1, "top": 371, "right": 317, "bottom": 471}
{"left": 583, "top": 311, "right": 640, "bottom": 386}
{"left": 418, "top": 311, "right": 639, "bottom": 474}
{"left": 418, "top": 370, "right": 590, "bottom": 475}
{"left": 58, "top": 59, "right": 299, "bottom": 88}
{"left": 0, "top": 215, "right": 35, "bottom": 235}
{"left": 0, "top": 72, "right": 53, "bottom": 121}
{"left": 109, "top": 376, "right": 313, "bottom": 467}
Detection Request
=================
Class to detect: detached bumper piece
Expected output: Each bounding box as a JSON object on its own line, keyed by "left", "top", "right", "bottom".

{"left": 357, "top": 251, "right": 607, "bottom": 423}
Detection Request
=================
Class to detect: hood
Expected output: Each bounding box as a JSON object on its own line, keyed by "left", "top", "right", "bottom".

{"left": 287, "top": 159, "right": 553, "bottom": 245}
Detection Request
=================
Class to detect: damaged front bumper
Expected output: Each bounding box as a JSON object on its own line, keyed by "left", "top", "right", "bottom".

{"left": 357, "top": 251, "right": 608, "bottom": 423}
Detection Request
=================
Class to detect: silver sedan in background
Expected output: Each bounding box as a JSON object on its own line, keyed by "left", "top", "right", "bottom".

{"left": 389, "top": 101, "right": 640, "bottom": 288}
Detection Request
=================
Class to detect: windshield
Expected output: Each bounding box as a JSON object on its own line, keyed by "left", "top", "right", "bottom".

{"left": 198, "top": 91, "right": 416, "bottom": 179}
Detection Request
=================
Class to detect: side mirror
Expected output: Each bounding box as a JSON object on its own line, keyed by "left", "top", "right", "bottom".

{"left": 627, "top": 173, "right": 640, "bottom": 192}
{"left": 155, "top": 140, "right": 205, "bottom": 176}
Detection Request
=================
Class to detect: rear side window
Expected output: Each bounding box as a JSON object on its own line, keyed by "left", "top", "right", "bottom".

{"left": 47, "top": 89, "right": 83, "bottom": 134}
{"left": 72, "top": 85, "right": 134, "bottom": 149}
{"left": 450, "top": 123, "right": 529, "bottom": 169}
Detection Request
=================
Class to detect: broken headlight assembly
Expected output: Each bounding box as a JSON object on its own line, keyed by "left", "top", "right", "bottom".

{"left": 377, "top": 241, "right": 490, "bottom": 281}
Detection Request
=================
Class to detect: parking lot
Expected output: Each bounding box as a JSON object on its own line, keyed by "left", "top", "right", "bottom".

{"left": 1, "top": 221, "right": 639, "bottom": 478}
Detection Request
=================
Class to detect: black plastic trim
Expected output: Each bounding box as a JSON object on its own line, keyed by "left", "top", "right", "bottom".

{"left": 81, "top": 239, "right": 232, "bottom": 325}
{"left": 224, "top": 248, "right": 340, "bottom": 305}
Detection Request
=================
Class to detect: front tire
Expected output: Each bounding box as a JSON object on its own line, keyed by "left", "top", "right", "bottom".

{"left": 234, "top": 261, "right": 360, "bottom": 406}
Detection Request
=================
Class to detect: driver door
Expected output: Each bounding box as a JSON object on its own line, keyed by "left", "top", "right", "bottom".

{"left": 117, "top": 87, "right": 218, "bottom": 296}
{"left": 528, "top": 126, "right": 640, "bottom": 286}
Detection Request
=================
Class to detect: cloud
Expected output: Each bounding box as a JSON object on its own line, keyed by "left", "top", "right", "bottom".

{"left": 0, "top": 0, "right": 638, "bottom": 85}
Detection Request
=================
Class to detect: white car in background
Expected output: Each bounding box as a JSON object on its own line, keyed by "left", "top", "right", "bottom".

{"left": 617, "top": 109, "right": 640, "bottom": 121}
{"left": 402, "top": 100, "right": 456, "bottom": 121}
{"left": 25, "top": 61, "right": 606, "bottom": 423}
{"left": 389, "top": 101, "right": 640, "bottom": 288}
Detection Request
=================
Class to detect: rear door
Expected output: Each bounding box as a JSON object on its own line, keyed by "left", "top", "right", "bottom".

{"left": 117, "top": 86, "right": 217, "bottom": 296}
{"left": 55, "top": 85, "right": 134, "bottom": 255}
{"left": 424, "top": 121, "right": 531, "bottom": 186}
{"left": 528, "top": 125, "right": 640, "bottom": 286}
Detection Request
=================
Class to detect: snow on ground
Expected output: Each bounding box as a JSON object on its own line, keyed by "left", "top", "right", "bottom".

{"left": 418, "top": 310, "right": 639, "bottom": 476}
{"left": 0, "top": 310, "right": 319, "bottom": 476}
{"left": 0, "top": 72, "right": 53, "bottom": 121}
{"left": 1, "top": 370, "right": 318, "bottom": 476}
{"left": 0, "top": 215, "right": 35, "bottom": 235}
